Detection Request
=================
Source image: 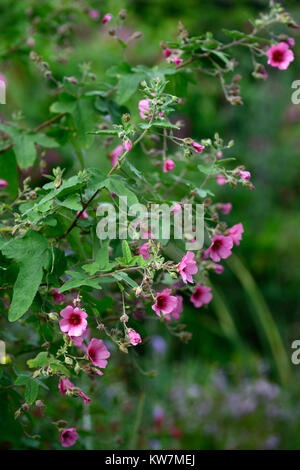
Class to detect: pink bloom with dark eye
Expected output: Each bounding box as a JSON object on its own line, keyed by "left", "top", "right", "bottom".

{"left": 60, "top": 428, "right": 79, "bottom": 448}
{"left": 110, "top": 144, "right": 123, "bottom": 166}
{"left": 138, "top": 242, "right": 150, "bottom": 260}
{"left": 102, "top": 13, "right": 112, "bottom": 24}
{"left": 70, "top": 327, "right": 91, "bottom": 353}
{"left": 192, "top": 142, "right": 205, "bottom": 154}
{"left": 173, "top": 56, "right": 183, "bottom": 66}
{"left": 238, "top": 170, "right": 251, "bottom": 182}
{"left": 163, "top": 48, "right": 172, "bottom": 58}
{"left": 163, "top": 159, "right": 175, "bottom": 173}
{"left": 87, "top": 338, "right": 110, "bottom": 372}
{"left": 190, "top": 285, "right": 212, "bottom": 308}
{"left": 123, "top": 139, "right": 132, "bottom": 151}
{"left": 89, "top": 9, "right": 100, "bottom": 20}
{"left": 152, "top": 289, "right": 178, "bottom": 317}
{"left": 58, "top": 378, "right": 91, "bottom": 405}
{"left": 219, "top": 203, "right": 232, "bottom": 214}
{"left": 59, "top": 305, "right": 88, "bottom": 337}
{"left": 128, "top": 328, "right": 142, "bottom": 346}
{"left": 178, "top": 252, "right": 198, "bottom": 284}
{"left": 228, "top": 223, "right": 244, "bottom": 246}
{"left": 216, "top": 174, "right": 227, "bottom": 185}
{"left": 165, "top": 295, "right": 183, "bottom": 322}
{"left": 170, "top": 203, "right": 182, "bottom": 214}
{"left": 213, "top": 263, "right": 224, "bottom": 274}
{"left": 267, "top": 42, "right": 294, "bottom": 70}
{"left": 52, "top": 288, "right": 66, "bottom": 304}
{"left": 0, "top": 179, "right": 8, "bottom": 189}
{"left": 206, "top": 235, "right": 233, "bottom": 262}
{"left": 76, "top": 210, "right": 88, "bottom": 219}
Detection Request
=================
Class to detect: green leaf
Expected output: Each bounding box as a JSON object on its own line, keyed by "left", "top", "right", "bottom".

{"left": 151, "top": 121, "right": 180, "bottom": 130}
{"left": 82, "top": 241, "right": 117, "bottom": 275}
{"left": 116, "top": 73, "right": 144, "bottom": 105}
{"left": 27, "top": 352, "right": 50, "bottom": 368}
{"left": 13, "top": 133, "right": 37, "bottom": 169}
{"left": 50, "top": 93, "right": 77, "bottom": 114}
{"left": 122, "top": 240, "right": 132, "bottom": 264}
{"left": 0, "top": 148, "right": 18, "bottom": 198}
{"left": 1, "top": 231, "right": 49, "bottom": 322}
{"left": 34, "top": 133, "right": 59, "bottom": 149}
{"left": 104, "top": 176, "right": 139, "bottom": 206}
{"left": 112, "top": 271, "right": 138, "bottom": 288}
{"left": 222, "top": 29, "right": 272, "bottom": 45}
{"left": 59, "top": 270, "right": 102, "bottom": 293}
{"left": 71, "top": 97, "right": 94, "bottom": 149}
{"left": 25, "top": 379, "right": 39, "bottom": 405}
{"left": 57, "top": 194, "right": 82, "bottom": 211}
{"left": 88, "top": 129, "right": 119, "bottom": 136}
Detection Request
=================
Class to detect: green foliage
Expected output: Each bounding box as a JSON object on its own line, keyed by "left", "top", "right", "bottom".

{"left": 0, "top": 0, "right": 298, "bottom": 451}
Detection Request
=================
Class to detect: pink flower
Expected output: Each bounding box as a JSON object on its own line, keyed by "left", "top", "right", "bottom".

{"left": 163, "top": 49, "right": 172, "bottom": 58}
{"left": 110, "top": 144, "right": 123, "bottom": 166}
{"left": 128, "top": 328, "right": 142, "bottom": 346}
{"left": 58, "top": 378, "right": 91, "bottom": 405}
{"left": 219, "top": 203, "right": 232, "bottom": 214}
{"left": 178, "top": 252, "right": 198, "bottom": 284}
{"left": 89, "top": 9, "right": 100, "bottom": 20}
{"left": 87, "top": 338, "right": 110, "bottom": 372}
{"left": 27, "top": 37, "right": 35, "bottom": 47}
{"left": 213, "top": 263, "right": 224, "bottom": 274}
{"left": 59, "top": 305, "right": 88, "bottom": 337}
{"left": 138, "top": 242, "right": 150, "bottom": 260}
{"left": 190, "top": 285, "right": 212, "bottom": 308}
{"left": 216, "top": 174, "right": 227, "bottom": 185}
{"left": 70, "top": 327, "right": 91, "bottom": 353}
{"left": 285, "top": 37, "right": 295, "bottom": 48}
{"left": 165, "top": 295, "right": 183, "bottom": 321}
{"left": 152, "top": 289, "right": 178, "bottom": 317}
{"left": 173, "top": 56, "right": 183, "bottom": 66}
{"left": 217, "top": 151, "right": 223, "bottom": 159}
{"left": 123, "top": 139, "right": 132, "bottom": 151}
{"left": 163, "top": 159, "right": 175, "bottom": 172}
{"left": 102, "top": 13, "right": 112, "bottom": 24}
{"left": 170, "top": 203, "right": 182, "bottom": 214}
{"left": 192, "top": 142, "right": 205, "bottom": 153}
{"left": 238, "top": 170, "right": 251, "bottom": 182}
{"left": 0, "top": 179, "right": 8, "bottom": 189}
{"left": 139, "top": 98, "right": 152, "bottom": 119}
{"left": 153, "top": 405, "right": 165, "bottom": 425}
{"left": 228, "top": 223, "right": 244, "bottom": 246}
{"left": 76, "top": 210, "right": 88, "bottom": 219}
{"left": 206, "top": 235, "right": 233, "bottom": 262}
{"left": 267, "top": 42, "right": 294, "bottom": 70}
{"left": 138, "top": 98, "right": 163, "bottom": 120}
{"left": 52, "top": 288, "right": 66, "bottom": 304}
{"left": 60, "top": 428, "right": 79, "bottom": 448}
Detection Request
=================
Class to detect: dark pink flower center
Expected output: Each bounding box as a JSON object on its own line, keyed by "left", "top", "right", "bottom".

{"left": 193, "top": 288, "right": 202, "bottom": 300}
{"left": 69, "top": 313, "right": 81, "bottom": 326}
{"left": 156, "top": 295, "right": 167, "bottom": 309}
{"left": 212, "top": 240, "right": 222, "bottom": 250}
{"left": 273, "top": 50, "right": 283, "bottom": 62}
{"left": 88, "top": 348, "right": 96, "bottom": 361}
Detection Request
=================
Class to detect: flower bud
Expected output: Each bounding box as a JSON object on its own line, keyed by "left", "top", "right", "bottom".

{"left": 48, "top": 312, "right": 59, "bottom": 321}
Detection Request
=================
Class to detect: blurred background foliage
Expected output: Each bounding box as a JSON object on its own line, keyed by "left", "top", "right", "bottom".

{"left": 0, "top": 0, "right": 300, "bottom": 450}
